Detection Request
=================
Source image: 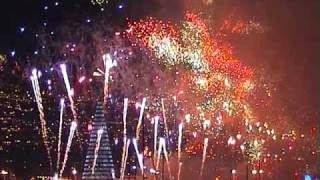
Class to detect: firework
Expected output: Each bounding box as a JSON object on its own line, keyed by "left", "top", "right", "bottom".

{"left": 200, "top": 137, "right": 208, "bottom": 177}
{"left": 177, "top": 162, "right": 182, "bottom": 180}
{"left": 120, "top": 139, "right": 130, "bottom": 180}
{"left": 156, "top": 137, "right": 172, "bottom": 179}
{"left": 154, "top": 116, "right": 160, "bottom": 161}
{"left": 135, "top": 97, "right": 146, "bottom": 141}
{"left": 56, "top": 98, "right": 65, "bottom": 171}
{"left": 60, "top": 64, "right": 77, "bottom": 122}
{"left": 92, "top": 128, "right": 104, "bottom": 174}
{"left": 161, "top": 98, "right": 169, "bottom": 138}
{"left": 102, "top": 53, "right": 117, "bottom": 109}
{"left": 120, "top": 98, "right": 129, "bottom": 180}
{"left": 178, "top": 123, "right": 183, "bottom": 161}
{"left": 30, "top": 69, "right": 52, "bottom": 170}
{"left": 59, "top": 121, "right": 77, "bottom": 177}
{"left": 132, "top": 138, "right": 144, "bottom": 174}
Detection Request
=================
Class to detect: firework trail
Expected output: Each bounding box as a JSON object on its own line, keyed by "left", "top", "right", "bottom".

{"left": 120, "top": 98, "right": 129, "bottom": 180}
{"left": 135, "top": 98, "right": 147, "bottom": 141}
{"left": 59, "top": 121, "right": 77, "bottom": 177}
{"left": 154, "top": 116, "right": 160, "bottom": 161}
{"left": 92, "top": 129, "right": 104, "bottom": 174}
{"left": 120, "top": 139, "right": 130, "bottom": 180}
{"left": 132, "top": 138, "right": 144, "bottom": 175}
{"left": 102, "top": 53, "right": 117, "bottom": 109}
{"left": 178, "top": 123, "right": 183, "bottom": 161}
{"left": 156, "top": 138, "right": 172, "bottom": 179}
{"left": 161, "top": 98, "right": 169, "bottom": 138}
{"left": 30, "top": 69, "right": 52, "bottom": 170}
{"left": 177, "top": 162, "right": 182, "bottom": 180}
{"left": 60, "top": 64, "right": 77, "bottom": 122}
{"left": 200, "top": 138, "right": 209, "bottom": 177}
{"left": 56, "top": 98, "right": 65, "bottom": 171}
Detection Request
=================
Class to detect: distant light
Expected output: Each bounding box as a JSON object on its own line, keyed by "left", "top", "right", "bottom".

{"left": 72, "top": 169, "right": 77, "bottom": 175}
{"left": 231, "top": 169, "right": 236, "bottom": 174}
{"left": 118, "top": 4, "right": 124, "bottom": 9}
{"left": 50, "top": 67, "right": 54, "bottom": 71}
{"left": 304, "top": 175, "right": 312, "bottom": 180}
{"left": 54, "top": 2, "right": 59, "bottom": 6}
{"left": 100, "top": 7, "right": 104, "bottom": 11}
{"left": 252, "top": 170, "right": 257, "bottom": 175}
{"left": 34, "top": 50, "right": 38, "bottom": 55}
{"left": 259, "top": 169, "right": 264, "bottom": 174}
{"left": 10, "top": 50, "right": 16, "bottom": 57}
{"left": 44, "top": 6, "right": 48, "bottom": 10}
{"left": 20, "top": 27, "right": 25, "bottom": 33}
{"left": 1, "top": 170, "right": 8, "bottom": 175}
{"left": 43, "top": 22, "right": 48, "bottom": 27}
{"left": 88, "top": 124, "right": 93, "bottom": 131}
{"left": 47, "top": 80, "right": 52, "bottom": 85}
{"left": 78, "top": 76, "right": 86, "bottom": 83}
{"left": 50, "top": 31, "right": 54, "bottom": 35}
{"left": 86, "top": 18, "right": 91, "bottom": 23}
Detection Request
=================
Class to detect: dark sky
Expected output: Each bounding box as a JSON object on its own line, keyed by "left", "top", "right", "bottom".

{"left": 0, "top": 0, "right": 318, "bottom": 125}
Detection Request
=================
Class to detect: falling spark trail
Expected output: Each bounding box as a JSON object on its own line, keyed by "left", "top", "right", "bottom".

{"left": 200, "top": 138, "right": 209, "bottom": 177}
{"left": 178, "top": 123, "right": 183, "bottom": 162}
{"left": 102, "top": 53, "right": 117, "bottom": 109}
{"left": 161, "top": 98, "right": 169, "bottom": 138}
{"left": 154, "top": 116, "right": 159, "bottom": 161}
{"left": 133, "top": 138, "right": 144, "bottom": 174}
{"left": 135, "top": 98, "right": 146, "bottom": 141}
{"left": 92, "top": 129, "right": 104, "bottom": 174}
{"left": 177, "top": 162, "right": 182, "bottom": 180}
{"left": 60, "top": 64, "right": 77, "bottom": 122}
{"left": 120, "top": 98, "right": 129, "bottom": 180}
{"left": 60, "top": 121, "right": 77, "bottom": 177}
{"left": 156, "top": 138, "right": 172, "bottom": 179}
{"left": 120, "top": 139, "right": 130, "bottom": 180}
{"left": 57, "top": 98, "right": 65, "bottom": 171}
{"left": 30, "top": 69, "right": 52, "bottom": 170}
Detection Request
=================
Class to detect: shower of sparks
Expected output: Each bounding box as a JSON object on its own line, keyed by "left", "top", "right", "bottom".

{"left": 92, "top": 128, "right": 104, "bottom": 174}
{"left": 120, "top": 98, "right": 129, "bottom": 180}
{"left": 156, "top": 137, "right": 172, "bottom": 179}
{"left": 178, "top": 123, "right": 183, "bottom": 161}
{"left": 30, "top": 69, "right": 52, "bottom": 170}
{"left": 56, "top": 98, "right": 65, "bottom": 171}
{"left": 59, "top": 121, "right": 77, "bottom": 177}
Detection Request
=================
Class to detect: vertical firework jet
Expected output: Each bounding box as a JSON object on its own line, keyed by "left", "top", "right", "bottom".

{"left": 156, "top": 138, "right": 172, "bottom": 179}
{"left": 120, "top": 139, "right": 130, "bottom": 180}
{"left": 200, "top": 138, "right": 209, "bottom": 177}
{"left": 60, "top": 64, "right": 77, "bottom": 122}
{"left": 135, "top": 97, "right": 147, "bottom": 141}
{"left": 154, "top": 116, "right": 160, "bottom": 161}
{"left": 161, "top": 98, "right": 169, "bottom": 138}
{"left": 59, "top": 121, "right": 77, "bottom": 177}
{"left": 30, "top": 69, "right": 52, "bottom": 170}
{"left": 92, "top": 128, "right": 104, "bottom": 174}
{"left": 178, "top": 123, "right": 183, "bottom": 161}
{"left": 56, "top": 98, "right": 65, "bottom": 171}
{"left": 102, "top": 53, "right": 117, "bottom": 109}
{"left": 120, "top": 98, "right": 129, "bottom": 180}
{"left": 132, "top": 138, "right": 144, "bottom": 175}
